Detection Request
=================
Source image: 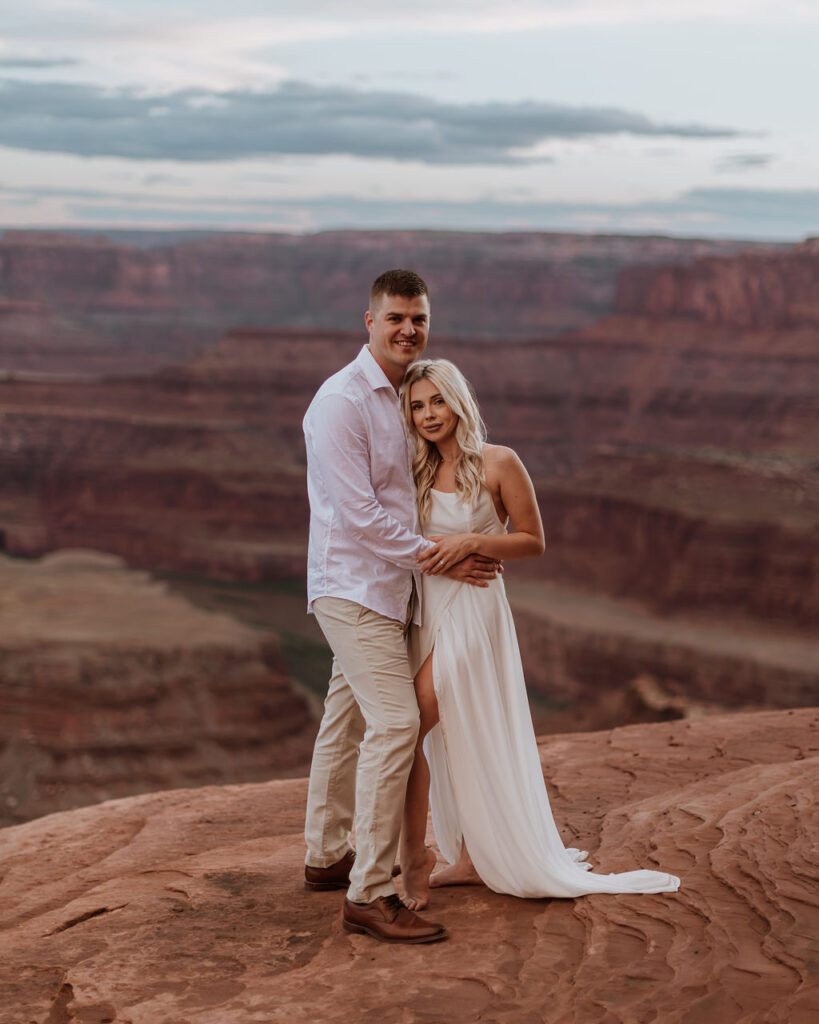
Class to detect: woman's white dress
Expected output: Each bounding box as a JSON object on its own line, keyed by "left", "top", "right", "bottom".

{"left": 409, "top": 487, "right": 680, "bottom": 898}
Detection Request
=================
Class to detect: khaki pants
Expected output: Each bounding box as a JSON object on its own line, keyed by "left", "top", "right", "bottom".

{"left": 304, "top": 597, "right": 420, "bottom": 903}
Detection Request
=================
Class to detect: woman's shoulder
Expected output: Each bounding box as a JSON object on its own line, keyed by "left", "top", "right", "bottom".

{"left": 482, "top": 443, "right": 521, "bottom": 469}
{"left": 482, "top": 443, "right": 524, "bottom": 488}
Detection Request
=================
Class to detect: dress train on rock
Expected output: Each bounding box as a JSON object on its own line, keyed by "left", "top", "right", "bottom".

{"left": 409, "top": 488, "right": 680, "bottom": 899}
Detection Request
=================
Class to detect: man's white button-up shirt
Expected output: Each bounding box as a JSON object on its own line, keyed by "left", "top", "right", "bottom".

{"left": 303, "top": 345, "right": 431, "bottom": 623}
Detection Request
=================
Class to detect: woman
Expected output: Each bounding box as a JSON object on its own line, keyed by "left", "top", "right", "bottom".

{"left": 398, "top": 358, "right": 680, "bottom": 910}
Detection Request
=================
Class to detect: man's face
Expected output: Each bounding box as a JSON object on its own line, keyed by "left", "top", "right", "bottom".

{"left": 365, "top": 292, "right": 430, "bottom": 387}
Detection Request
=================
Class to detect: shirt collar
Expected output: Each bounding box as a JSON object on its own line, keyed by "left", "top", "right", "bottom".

{"left": 357, "top": 344, "right": 397, "bottom": 393}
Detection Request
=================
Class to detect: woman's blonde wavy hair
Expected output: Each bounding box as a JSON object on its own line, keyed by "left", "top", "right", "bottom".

{"left": 401, "top": 359, "right": 487, "bottom": 524}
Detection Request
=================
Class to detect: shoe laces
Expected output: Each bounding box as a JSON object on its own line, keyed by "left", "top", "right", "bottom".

{"left": 381, "top": 893, "right": 404, "bottom": 918}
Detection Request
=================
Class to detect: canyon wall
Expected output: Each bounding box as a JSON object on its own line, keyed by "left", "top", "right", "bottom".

{"left": 0, "top": 228, "right": 775, "bottom": 374}
{"left": 507, "top": 579, "right": 818, "bottom": 735}
{"left": 0, "top": 234, "right": 815, "bottom": 750}
{"left": 1, "top": 308, "right": 814, "bottom": 622}
{"left": 616, "top": 237, "right": 819, "bottom": 328}
{"left": 0, "top": 551, "right": 318, "bottom": 826}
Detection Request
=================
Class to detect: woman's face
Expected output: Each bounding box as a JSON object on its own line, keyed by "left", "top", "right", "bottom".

{"left": 409, "top": 378, "right": 459, "bottom": 445}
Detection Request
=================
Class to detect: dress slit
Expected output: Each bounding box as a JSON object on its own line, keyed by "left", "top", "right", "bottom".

{"left": 410, "top": 487, "right": 681, "bottom": 899}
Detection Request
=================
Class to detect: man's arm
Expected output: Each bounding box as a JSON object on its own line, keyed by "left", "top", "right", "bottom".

{"left": 306, "top": 393, "right": 431, "bottom": 570}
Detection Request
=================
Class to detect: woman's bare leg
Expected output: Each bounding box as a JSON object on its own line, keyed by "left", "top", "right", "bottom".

{"left": 430, "top": 838, "right": 482, "bottom": 888}
{"left": 399, "top": 652, "right": 439, "bottom": 911}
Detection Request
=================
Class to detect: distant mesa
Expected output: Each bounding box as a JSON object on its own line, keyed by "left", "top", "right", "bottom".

{"left": 617, "top": 238, "right": 819, "bottom": 328}
{"left": 0, "top": 228, "right": 782, "bottom": 375}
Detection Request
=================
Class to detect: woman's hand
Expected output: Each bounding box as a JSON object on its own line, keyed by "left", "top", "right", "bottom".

{"left": 417, "top": 533, "right": 480, "bottom": 574}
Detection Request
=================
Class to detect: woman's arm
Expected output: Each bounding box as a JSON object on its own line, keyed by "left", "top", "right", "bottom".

{"left": 417, "top": 447, "right": 544, "bottom": 573}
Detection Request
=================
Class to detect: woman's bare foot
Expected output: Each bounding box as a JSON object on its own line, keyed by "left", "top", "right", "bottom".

{"left": 400, "top": 847, "right": 437, "bottom": 911}
{"left": 429, "top": 852, "right": 482, "bottom": 888}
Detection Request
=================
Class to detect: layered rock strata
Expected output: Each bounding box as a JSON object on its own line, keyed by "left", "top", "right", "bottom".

{"left": 0, "top": 229, "right": 771, "bottom": 374}
{"left": 616, "top": 238, "right": 819, "bottom": 328}
{"left": 1, "top": 311, "right": 815, "bottom": 619}
{"left": 0, "top": 551, "right": 317, "bottom": 826}
{"left": 0, "top": 242, "right": 816, "bottom": 737}
{"left": 507, "top": 579, "right": 819, "bottom": 733}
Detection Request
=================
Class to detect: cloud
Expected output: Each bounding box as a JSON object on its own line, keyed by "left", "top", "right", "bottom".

{"left": 716, "top": 152, "right": 776, "bottom": 172}
{"left": 140, "top": 173, "right": 192, "bottom": 186}
{"left": 5, "top": 182, "right": 813, "bottom": 240}
{"left": 11, "top": 2, "right": 819, "bottom": 48}
{"left": 677, "top": 186, "right": 819, "bottom": 228}
{"left": 3, "top": 1, "right": 817, "bottom": 99}
{"left": 0, "top": 78, "right": 740, "bottom": 164}
{"left": 0, "top": 58, "right": 78, "bottom": 69}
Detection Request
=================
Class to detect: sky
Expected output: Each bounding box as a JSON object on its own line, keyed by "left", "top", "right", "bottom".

{"left": 1, "top": 0, "right": 818, "bottom": 240}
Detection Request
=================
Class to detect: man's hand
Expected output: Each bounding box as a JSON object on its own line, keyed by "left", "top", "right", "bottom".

{"left": 417, "top": 532, "right": 477, "bottom": 575}
{"left": 443, "top": 554, "right": 502, "bottom": 588}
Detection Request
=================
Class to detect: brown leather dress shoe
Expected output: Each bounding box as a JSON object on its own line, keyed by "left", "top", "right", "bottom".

{"left": 305, "top": 852, "right": 401, "bottom": 891}
{"left": 342, "top": 894, "right": 447, "bottom": 944}
{"left": 304, "top": 850, "right": 357, "bottom": 891}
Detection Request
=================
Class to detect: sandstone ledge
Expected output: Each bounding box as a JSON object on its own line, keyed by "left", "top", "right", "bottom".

{"left": 1, "top": 708, "right": 816, "bottom": 1024}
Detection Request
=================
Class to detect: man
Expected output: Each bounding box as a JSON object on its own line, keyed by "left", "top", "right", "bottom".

{"left": 302, "top": 269, "right": 497, "bottom": 943}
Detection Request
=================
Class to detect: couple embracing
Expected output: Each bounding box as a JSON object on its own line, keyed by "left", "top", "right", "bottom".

{"left": 302, "top": 270, "right": 679, "bottom": 944}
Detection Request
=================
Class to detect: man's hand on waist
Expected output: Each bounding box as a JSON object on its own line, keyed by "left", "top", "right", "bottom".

{"left": 443, "top": 554, "right": 502, "bottom": 588}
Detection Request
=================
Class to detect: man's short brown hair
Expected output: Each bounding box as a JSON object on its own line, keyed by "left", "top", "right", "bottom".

{"left": 369, "top": 269, "right": 429, "bottom": 309}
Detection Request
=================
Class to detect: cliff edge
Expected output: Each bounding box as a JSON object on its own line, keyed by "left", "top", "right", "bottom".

{"left": 2, "top": 707, "right": 816, "bottom": 1023}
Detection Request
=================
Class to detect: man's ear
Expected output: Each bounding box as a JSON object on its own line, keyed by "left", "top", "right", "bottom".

{"left": 364, "top": 310, "right": 374, "bottom": 331}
